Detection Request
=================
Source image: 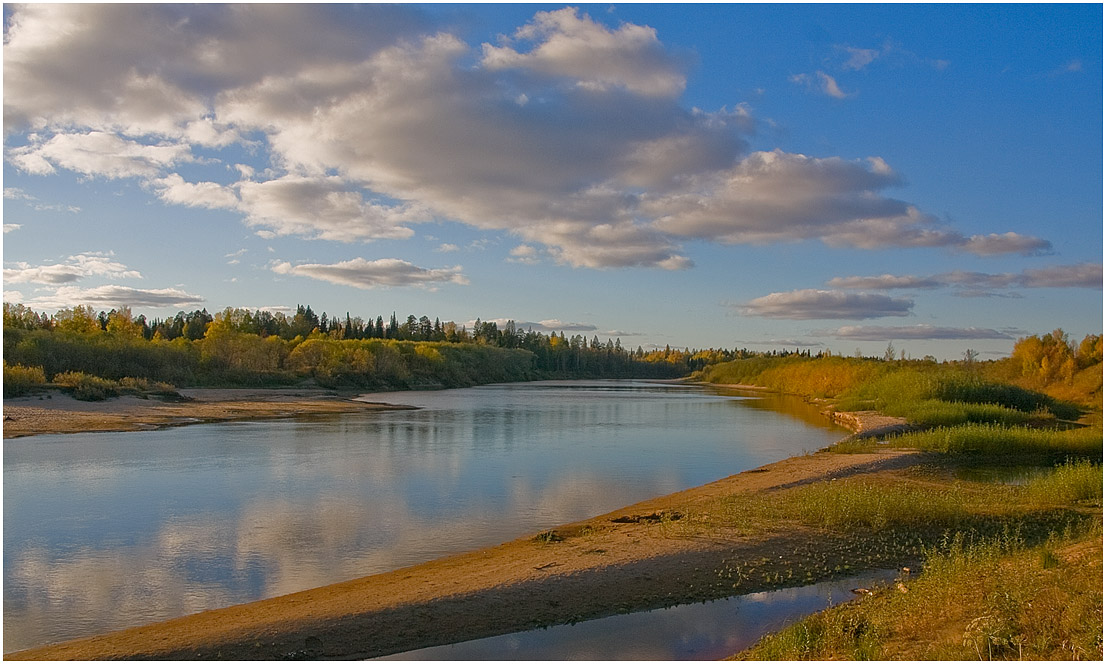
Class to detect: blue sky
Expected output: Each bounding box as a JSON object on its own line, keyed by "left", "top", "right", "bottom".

{"left": 3, "top": 3, "right": 1101, "bottom": 360}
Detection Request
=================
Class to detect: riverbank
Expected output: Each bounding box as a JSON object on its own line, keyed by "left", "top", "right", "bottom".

{"left": 2, "top": 388, "right": 413, "bottom": 439}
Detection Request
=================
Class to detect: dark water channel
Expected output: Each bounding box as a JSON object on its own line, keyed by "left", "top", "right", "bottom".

{"left": 377, "top": 569, "right": 900, "bottom": 660}
{"left": 4, "top": 380, "right": 845, "bottom": 652}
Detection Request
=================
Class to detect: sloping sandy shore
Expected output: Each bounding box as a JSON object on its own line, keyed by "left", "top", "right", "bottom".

{"left": 2, "top": 388, "right": 412, "bottom": 439}
{"left": 5, "top": 389, "right": 914, "bottom": 660}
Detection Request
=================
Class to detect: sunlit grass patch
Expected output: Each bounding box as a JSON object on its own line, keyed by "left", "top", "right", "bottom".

{"left": 735, "top": 525, "right": 1103, "bottom": 661}
{"left": 893, "top": 423, "right": 1102, "bottom": 458}
{"left": 1025, "top": 459, "right": 1103, "bottom": 506}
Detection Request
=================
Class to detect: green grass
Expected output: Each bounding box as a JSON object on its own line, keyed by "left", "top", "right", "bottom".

{"left": 1025, "top": 459, "right": 1103, "bottom": 506}
{"left": 736, "top": 525, "right": 1103, "bottom": 661}
{"left": 890, "top": 423, "right": 1102, "bottom": 458}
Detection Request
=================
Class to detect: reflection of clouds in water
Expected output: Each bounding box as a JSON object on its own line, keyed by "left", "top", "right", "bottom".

{"left": 6, "top": 541, "right": 233, "bottom": 653}
{"left": 5, "top": 462, "right": 678, "bottom": 653}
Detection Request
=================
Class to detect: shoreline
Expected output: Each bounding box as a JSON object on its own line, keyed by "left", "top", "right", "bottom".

{"left": 2, "top": 387, "right": 415, "bottom": 439}
{"left": 6, "top": 388, "right": 913, "bottom": 661}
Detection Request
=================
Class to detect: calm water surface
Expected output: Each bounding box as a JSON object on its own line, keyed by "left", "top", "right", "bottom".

{"left": 4, "top": 380, "right": 844, "bottom": 652}
{"left": 377, "top": 569, "right": 901, "bottom": 660}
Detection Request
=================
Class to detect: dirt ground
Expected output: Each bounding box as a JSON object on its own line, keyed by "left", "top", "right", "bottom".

{"left": 4, "top": 391, "right": 914, "bottom": 661}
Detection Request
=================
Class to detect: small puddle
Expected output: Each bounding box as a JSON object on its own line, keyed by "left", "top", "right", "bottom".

{"left": 375, "top": 569, "right": 900, "bottom": 660}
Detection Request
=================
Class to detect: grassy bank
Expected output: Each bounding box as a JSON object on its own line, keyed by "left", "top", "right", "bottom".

{"left": 707, "top": 346, "right": 1103, "bottom": 660}
{"left": 737, "top": 525, "right": 1102, "bottom": 660}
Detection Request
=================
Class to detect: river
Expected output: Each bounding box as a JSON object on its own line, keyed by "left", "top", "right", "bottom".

{"left": 3, "top": 380, "right": 845, "bottom": 652}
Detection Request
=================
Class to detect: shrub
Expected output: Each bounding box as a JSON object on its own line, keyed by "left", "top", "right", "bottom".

{"left": 3, "top": 361, "right": 47, "bottom": 397}
{"left": 51, "top": 371, "right": 120, "bottom": 401}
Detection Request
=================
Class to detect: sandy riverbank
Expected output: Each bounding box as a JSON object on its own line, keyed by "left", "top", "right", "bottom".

{"left": 5, "top": 391, "right": 914, "bottom": 661}
{"left": 2, "top": 388, "right": 413, "bottom": 439}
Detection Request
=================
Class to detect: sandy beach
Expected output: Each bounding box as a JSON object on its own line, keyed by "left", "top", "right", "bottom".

{"left": 5, "top": 389, "right": 914, "bottom": 661}
{"left": 2, "top": 388, "right": 413, "bottom": 439}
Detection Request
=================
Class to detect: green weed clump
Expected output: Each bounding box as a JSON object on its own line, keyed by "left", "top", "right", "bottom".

{"left": 1025, "top": 460, "right": 1103, "bottom": 506}
{"left": 893, "top": 423, "right": 1102, "bottom": 458}
{"left": 786, "top": 480, "right": 970, "bottom": 530}
{"left": 3, "top": 361, "right": 47, "bottom": 397}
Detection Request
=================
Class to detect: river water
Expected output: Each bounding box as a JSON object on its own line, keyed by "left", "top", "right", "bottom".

{"left": 3, "top": 380, "right": 845, "bottom": 652}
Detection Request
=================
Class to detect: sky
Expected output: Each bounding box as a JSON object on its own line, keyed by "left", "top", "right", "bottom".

{"left": 2, "top": 3, "right": 1102, "bottom": 360}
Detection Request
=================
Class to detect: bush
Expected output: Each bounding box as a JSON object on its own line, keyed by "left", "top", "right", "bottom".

{"left": 3, "top": 361, "right": 47, "bottom": 397}
{"left": 51, "top": 371, "right": 120, "bottom": 401}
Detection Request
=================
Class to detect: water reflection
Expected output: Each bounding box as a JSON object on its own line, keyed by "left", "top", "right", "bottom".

{"left": 4, "top": 381, "right": 845, "bottom": 652}
{"left": 378, "top": 569, "right": 900, "bottom": 660}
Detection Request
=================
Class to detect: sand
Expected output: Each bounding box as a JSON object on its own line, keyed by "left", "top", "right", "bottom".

{"left": 4, "top": 388, "right": 914, "bottom": 661}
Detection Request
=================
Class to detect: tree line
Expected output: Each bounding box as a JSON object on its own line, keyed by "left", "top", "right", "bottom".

{"left": 3, "top": 303, "right": 722, "bottom": 392}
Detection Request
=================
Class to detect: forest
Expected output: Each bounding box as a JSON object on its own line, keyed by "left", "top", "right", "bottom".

{"left": 2, "top": 303, "right": 709, "bottom": 396}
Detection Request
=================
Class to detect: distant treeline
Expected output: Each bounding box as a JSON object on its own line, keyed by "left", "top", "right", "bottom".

{"left": 3, "top": 303, "right": 735, "bottom": 393}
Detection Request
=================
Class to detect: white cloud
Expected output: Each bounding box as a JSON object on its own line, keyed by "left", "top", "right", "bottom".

{"left": 13, "top": 285, "right": 204, "bottom": 310}
{"left": 790, "top": 71, "right": 850, "bottom": 98}
{"left": 481, "top": 7, "right": 687, "bottom": 97}
{"left": 507, "top": 244, "right": 540, "bottom": 264}
{"left": 962, "top": 232, "right": 1052, "bottom": 256}
{"left": 824, "top": 325, "right": 1014, "bottom": 341}
{"left": 4, "top": 224, "right": 22, "bottom": 234}
{"left": 151, "top": 174, "right": 239, "bottom": 210}
{"left": 435, "top": 243, "right": 460, "bottom": 253}
{"left": 271, "top": 258, "right": 468, "bottom": 290}
{"left": 3, "top": 253, "right": 142, "bottom": 284}
{"left": 741, "top": 289, "right": 914, "bottom": 320}
{"left": 9, "top": 132, "right": 192, "bottom": 179}
{"left": 237, "top": 177, "right": 423, "bottom": 242}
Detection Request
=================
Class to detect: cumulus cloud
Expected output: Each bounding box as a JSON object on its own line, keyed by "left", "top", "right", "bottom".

{"left": 824, "top": 325, "right": 1014, "bottom": 341}
{"left": 3, "top": 253, "right": 142, "bottom": 284}
{"left": 271, "top": 258, "right": 468, "bottom": 290}
{"left": 4, "top": 224, "right": 22, "bottom": 234}
{"left": 150, "top": 174, "right": 239, "bottom": 210}
{"left": 649, "top": 150, "right": 958, "bottom": 250}
{"left": 507, "top": 244, "right": 541, "bottom": 264}
{"left": 13, "top": 285, "right": 205, "bottom": 310}
{"left": 741, "top": 289, "right": 914, "bottom": 320}
{"left": 8, "top": 132, "right": 192, "bottom": 179}
{"left": 237, "top": 177, "right": 423, "bottom": 242}
{"left": 481, "top": 7, "right": 688, "bottom": 97}
{"left": 2, "top": 4, "right": 1056, "bottom": 270}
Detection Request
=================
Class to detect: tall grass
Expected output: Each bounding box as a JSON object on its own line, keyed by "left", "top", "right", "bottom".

{"left": 701, "top": 356, "right": 1083, "bottom": 426}
{"left": 892, "top": 423, "right": 1102, "bottom": 458}
{"left": 1025, "top": 460, "right": 1103, "bottom": 505}
{"left": 785, "top": 480, "right": 971, "bottom": 530}
{"left": 737, "top": 525, "right": 1103, "bottom": 661}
